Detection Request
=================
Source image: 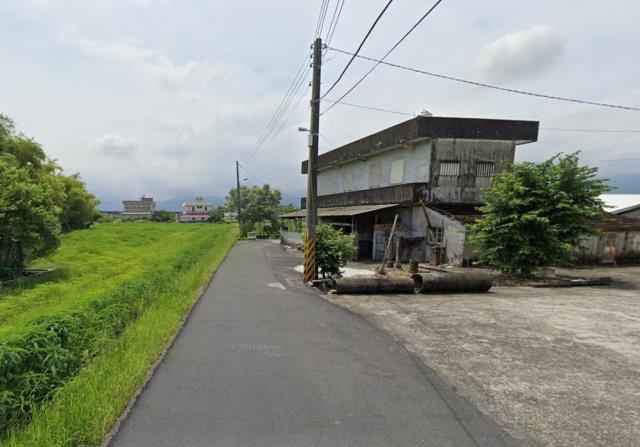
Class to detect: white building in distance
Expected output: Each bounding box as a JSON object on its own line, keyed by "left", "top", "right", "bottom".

{"left": 178, "top": 197, "right": 213, "bottom": 223}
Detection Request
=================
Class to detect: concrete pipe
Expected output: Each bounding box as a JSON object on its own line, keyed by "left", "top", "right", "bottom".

{"left": 334, "top": 276, "right": 416, "bottom": 294}
{"left": 412, "top": 271, "right": 494, "bottom": 293}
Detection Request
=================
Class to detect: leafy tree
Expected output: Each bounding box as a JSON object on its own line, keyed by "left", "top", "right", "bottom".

{"left": 279, "top": 203, "right": 297, "bottom": 215}
{"left": 1, "top": 115, "right": 100, "bottom": 233}
{"left": 468, "top": 153, "right": 611, "bottom": 276}
{"left": 49, "top": 173, "right": 101, "bottom": 231}
{"left": 313, "top": 224, "right": 357, "bottom": 279}
{"left": 152, "top": 210, "right": 176, "bottom": 222}
{"left": 0, "top": 160, "right": 60, "bottom": 278}
{"left": 208, "top": 206, "right": 226, "bottom": 223}
{"left": 225, "top": 184, "right": 282, "bottom": 234}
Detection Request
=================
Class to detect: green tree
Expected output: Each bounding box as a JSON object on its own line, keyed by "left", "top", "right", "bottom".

{"left": 208, "top": 206, "right": 226, "bottom": 223}
{"left": 49, "top": 173, "right": 101, "bottom": 231}
{"left": 1, "top": 115, "right": 100, "bottom": 233}
{"left": 468, "top": 153, "right": 611, "bottom": 276}
{"left": 0, "top": 160, "right": 60, "bottom": 278}
{"left": 152, "top": 210, "right": 176, "bottom": 222}
{"left": 313, "top": 224, "right": 357, "bottom": 279}
{"left": 225, "top": 184, "right": 282, "bottom": 234}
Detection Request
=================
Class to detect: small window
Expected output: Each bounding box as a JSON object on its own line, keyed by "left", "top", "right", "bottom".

{"left": 476, "top": 162, "right": 495, "bottom": 177}
{"left": 429, "top": 227, "right": 444, "bottom": 243}
{"left": 369, "top": 163, "right": 381, "bottom": 188}
{"left": 439, "top": 161, "right": 460, "bottom": 176}
{"left": 390, "top": 159, "right": 405, "bottom": 184}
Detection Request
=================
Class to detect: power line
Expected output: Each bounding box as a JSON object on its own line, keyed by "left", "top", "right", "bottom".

{"left": 249, "top": 82, "right": 311, "bottom": 164}
{"left": 320, "top": 98, "right": 414, "bottom": 116}
{"left": 325, "top": 47, "right": 640, "bottom": 113}
{"left": 321, "top": 0, "right": 395, "bottom": 99}
{"left": 243, "top": 53, "right": 310, "bottom": 162}
{"left": 314, "top": 0, "right": 331, "bottom": 38}
{"left": 324, "top": 0, "right": 345, "bottom": 47}
{"left": 245, "top": 0, "right": 330, "bottom": 163}
{"left": 322, "top": 0, "right": 445, "bottom": 115}
{"left": 323, "top": 98, "right": 640, "bottom": 136}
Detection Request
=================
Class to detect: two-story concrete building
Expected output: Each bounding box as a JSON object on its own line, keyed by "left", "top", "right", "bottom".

{"left": 281, "top": 115, "right": 539, "bottom": 264}
{"left": 178, "top": 197, "right": 213, "bottom": 222}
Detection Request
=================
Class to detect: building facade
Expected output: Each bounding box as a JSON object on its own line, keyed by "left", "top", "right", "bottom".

{"left": 282, "top": 115, "right": 539, "bottom": 263}
{"left": 178, "top": 198, "right": 213, "bottom": 223}
{"left": 122, "top": 196, "right": 156, "bottom": 220}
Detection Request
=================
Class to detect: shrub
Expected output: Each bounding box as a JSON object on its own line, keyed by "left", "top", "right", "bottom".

{"left": 314, "top": 224, "right": 356, "bottom": 279}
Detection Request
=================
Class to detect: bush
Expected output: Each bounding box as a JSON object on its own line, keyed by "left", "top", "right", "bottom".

{"left": 314, "top": 224, "right": 356, "bottom": 279}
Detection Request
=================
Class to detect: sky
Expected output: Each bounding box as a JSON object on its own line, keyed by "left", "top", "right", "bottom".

{"left": 1, "top": 0, "right": 639, "bottom": 210}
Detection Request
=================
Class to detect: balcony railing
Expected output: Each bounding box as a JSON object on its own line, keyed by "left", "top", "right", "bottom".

{"left": 300, "top": 182, "right": 429, "bottom": 209}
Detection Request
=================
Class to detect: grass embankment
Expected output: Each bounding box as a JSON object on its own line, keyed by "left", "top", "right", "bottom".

{"left": 0, "top": 222, "right": 236, "bottom": 446}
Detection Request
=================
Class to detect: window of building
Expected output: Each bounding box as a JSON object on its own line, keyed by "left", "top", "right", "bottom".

{"left": 428, "top": 227, "right": 444, "bottom": 243}
{"left": 439, "top": 161, "right": 460, "bottom": 176}
{"left": 390, "top": 158, "right": 405, "bottom": 184}
{"left": 342, "top": 169, "right": 353, "bottom": 191}
{"left": 369, "top": 162, "right": 381, "bottom": 188}
{"left": 476, "top": 161, "right": 495, "bottom": 177}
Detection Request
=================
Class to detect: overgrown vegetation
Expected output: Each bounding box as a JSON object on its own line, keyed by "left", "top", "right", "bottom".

{"left": 0, "top": 223, "right": 236, "bottom": 444}
{"left": 225, "top": 184, "right": 284, "bottom": 237}
{"left": 0, "top": 115, "right": 99, "bottom": 279}
{"left": 314, "top": 224, "right": 356, "bottom": 279}
{"left": 469, "top": 153, "right": 610, "bottom": 276}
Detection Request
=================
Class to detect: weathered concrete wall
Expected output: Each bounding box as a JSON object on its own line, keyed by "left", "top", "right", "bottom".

{"left": 281, "top": 230, "right": 304, "bottom": 248}
{"left": 430, "top": 139, "right": 515, "bottom": 203}
{"left": 318, "top": 140, "right": 431, "bottom": 196}
{"left": 573, "top": 231, "right": 640, "bottom": 261}
{"left": 410, "top": 206, "right": 468, "bottom": 265}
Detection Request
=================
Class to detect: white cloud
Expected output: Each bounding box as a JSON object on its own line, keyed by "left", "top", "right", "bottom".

{"left": 57, "top": 29, "right": 219, "bottom": 95}
{"left": 475, "top": 25, "right": 566, "bottom": 82}
{"left": 92, "top": 134, "right": 136, "bottom": 157}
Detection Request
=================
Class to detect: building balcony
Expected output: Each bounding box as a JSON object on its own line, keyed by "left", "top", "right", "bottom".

{"left": 301, "top": 182, "right": 429, "bottom": 209}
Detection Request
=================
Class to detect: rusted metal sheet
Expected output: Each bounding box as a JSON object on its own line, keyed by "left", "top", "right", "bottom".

{"left": 281, "top": 203, "right": 399, "bottom": 219}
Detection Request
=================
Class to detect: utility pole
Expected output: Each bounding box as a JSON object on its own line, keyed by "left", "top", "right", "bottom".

{"left": 236, "top": 160, "right": 243, "bottom": 236}
{"left": 304, "top": 37, "right": 322, "bottom": 283}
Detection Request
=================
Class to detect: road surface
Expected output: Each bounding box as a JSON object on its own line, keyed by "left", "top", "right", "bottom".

{"left": 110, "top": 240, "right": 519, "bottom": 447}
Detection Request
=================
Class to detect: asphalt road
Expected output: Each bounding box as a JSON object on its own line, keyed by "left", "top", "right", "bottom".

{"left": 110, "top": 240, "right": 520, "bottom": 447}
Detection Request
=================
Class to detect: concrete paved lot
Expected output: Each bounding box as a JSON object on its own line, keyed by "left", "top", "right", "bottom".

{"left": 327, "top": 266, "right": 640, "bottom": 447}
{"left": 110, "top": 241, "right": 519, "bottom": 447}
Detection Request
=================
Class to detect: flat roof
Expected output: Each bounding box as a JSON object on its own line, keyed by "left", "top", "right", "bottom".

{"left": 281, "top": 203, "right": 398, "bottom": 219}
{"left": 600, "top": 194, "right": 640, "bottom": 214}
{"left": 302, "top": 115, "right": 539, "bottom": 173}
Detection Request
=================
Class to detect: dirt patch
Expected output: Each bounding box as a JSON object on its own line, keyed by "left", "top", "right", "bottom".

{"left": 325, "top": 266, "right": 640, "bottom": 447}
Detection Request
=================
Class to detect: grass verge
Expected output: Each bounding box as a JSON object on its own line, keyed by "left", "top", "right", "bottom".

{"left": 0, "top": 223, "right": 236, "bottom": 446}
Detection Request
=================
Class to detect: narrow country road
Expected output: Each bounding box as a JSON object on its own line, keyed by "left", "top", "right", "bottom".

{"left": 110, "top": 240, "right": 519, "bottom": 447}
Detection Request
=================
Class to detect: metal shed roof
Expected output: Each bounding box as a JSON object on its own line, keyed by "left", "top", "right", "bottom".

{"left": 280, "top": 203, "right": 398, "bottom": 219}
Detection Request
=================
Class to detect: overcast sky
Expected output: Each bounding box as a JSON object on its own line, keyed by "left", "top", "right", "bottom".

{"left": 1, "top": 0, "right": 639, "bottom": 209}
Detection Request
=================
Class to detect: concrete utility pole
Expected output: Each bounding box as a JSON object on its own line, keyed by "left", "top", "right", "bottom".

{"left": 236, "top": 160, "right": 243, "bottom": 236}
{"left": 303, "top": 37, "right": 322, "bottom": 283}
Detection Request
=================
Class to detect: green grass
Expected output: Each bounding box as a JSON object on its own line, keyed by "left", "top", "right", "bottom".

{"left": 0, "top": 222, "right": 236, "bottom": 446}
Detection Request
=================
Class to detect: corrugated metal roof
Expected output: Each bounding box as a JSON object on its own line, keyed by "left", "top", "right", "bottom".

{"left": 427, "top": 203, "right": 483, "bottom": 225}
{"left": 600, "top": 194, "right": 640, "bottom": 214}
{"left": 280, "top": 203, "right": 398, "bottom": 219}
